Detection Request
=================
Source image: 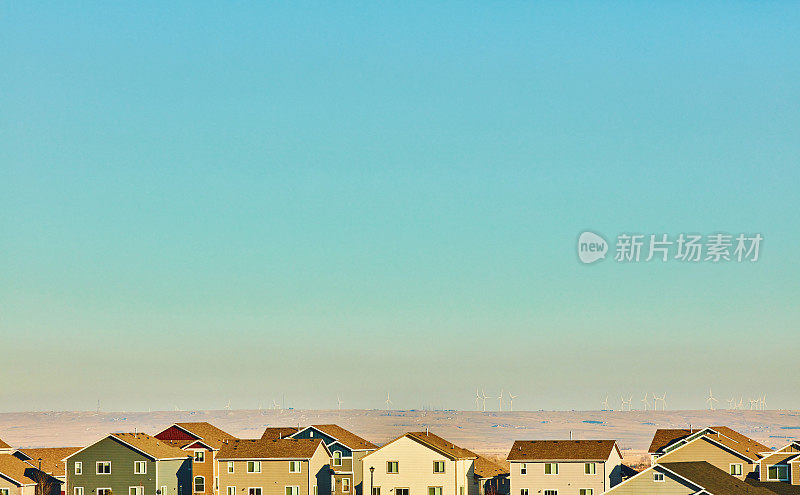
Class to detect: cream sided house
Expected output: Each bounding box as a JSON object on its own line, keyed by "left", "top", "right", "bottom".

{"left": 154, "top": 422, "right": 239, "bottom": 495}
{"left": 648, "top": 426, "right": 769, "bottom": 480}
{"left": 602, "top": 461, "right": 775, "bottom": 495}
{"left": 745, "top": 439, "right": 800, "bottom": 490}
{"left": 215, "top": 438, "right": 331, "bottom": 495}
{"left": 360, "top": 431, "right": 479, "bottom": 495}
{"left": 506, "top": 440, "right": 622, "bottom": 495}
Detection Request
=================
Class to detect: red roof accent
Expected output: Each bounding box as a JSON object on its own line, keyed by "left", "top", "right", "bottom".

{"left": 154, "top": 425, "right": 198, "bottom": 441}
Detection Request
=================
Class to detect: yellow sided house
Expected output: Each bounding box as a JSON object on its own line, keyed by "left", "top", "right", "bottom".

{"left": 648, "top": 426, "right": 769, "bottom": 480}
{"left": 360, "top": 431, "right": 479, "bottom": 495}
{"left": 602, "top": 461, "right": 775, "bottom": 495}
{"left": 215, "top": 438, "right": 331, "bottom": 495}
{"left": 506, "top": 440, "right": 622, "bottom": 495}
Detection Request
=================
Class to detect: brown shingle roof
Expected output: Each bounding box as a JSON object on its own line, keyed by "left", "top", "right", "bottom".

{"left": 405, "top": 432, "right": 477, "bottom": 460}
{"left": 261, "top": 427, "right": 300, "bottom": 440}
{"left": 311, "top": 425, "right": 377, "bottom": 450}
{"left": 110, "top": 433, "right": 192, "bottom": 460}
{"left": 649, "top": 427, "right": 769, "bottom": 462}
{"left": 173, "top": 422, "right": 238, "bottom": 450}
{"left": 745, "top": 472, "right": 800, "bottom": 495}
{"left": 15, "top": 448, "right": 80, "bottom": 477}
{"left": 473, "top": 456, "right": 509, "bottom": 479}
{"left": 0, "top": 438, "right": 10, "bottom": 449}
{"left": 217, "top": 438, "right": 325, "bottom": 460}
{"left": 506, "top": 440, "right": 619, "bottom": 461}
{"left": 0, "top": 454, "right": 39, "bottom": 485}
{"left": 660, "top": 462, "right": 775, "bottom": 495}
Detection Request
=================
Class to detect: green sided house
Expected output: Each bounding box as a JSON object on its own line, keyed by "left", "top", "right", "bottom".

{"left": 215, "top": 438, "right": 331, "bottom": 495}
{"left": 65, "top": 433, "right": 192, "bottom": 495}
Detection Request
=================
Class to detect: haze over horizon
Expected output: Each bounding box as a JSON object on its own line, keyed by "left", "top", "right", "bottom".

{"left": 2, "top": 2, "right": 798, "bottom": 412}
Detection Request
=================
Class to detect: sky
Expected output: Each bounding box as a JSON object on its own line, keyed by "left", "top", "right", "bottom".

{"left": 1, "top": 1, "right": 799, "bottom": 413}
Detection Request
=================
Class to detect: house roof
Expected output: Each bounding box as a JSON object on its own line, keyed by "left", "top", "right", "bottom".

{"left": 660, "top": 462, "right": 775, "bottom": 495}
{"left": 14, "top": 448, "right": 80, "bottom": 477}
{"left": 171, "top": 422, "right": 238, "bottom": 450}
{"left": 405, "top": 432, "right": 477, "bottom": 460}
{"left": 473, "top": 456, "right": 509, "bottom": 479}
{"left": 217, "top": 438, "right": 325, "bottom": 460}
{"left": 0, "top": 437, "right": 11, "bottom": 449}
{"left": 110, "top": 433, "right": 192, "bottom": 460}
{"left": 744, "top": 472, "right": 800, "bottom": 495}
{"left": 261, "top": 427, "right": 301, "bottom": 440}
{"left": 648, "top": 427, "right": 769, "bottom": 462}
{"left": 0, "top": 454, "right": 39, "bottom": 486}
{"left": 309, "top": 425, "right": 377, "bottom": 450}
{"left": 506, "top": 440, "right": 619, "bottom": 461}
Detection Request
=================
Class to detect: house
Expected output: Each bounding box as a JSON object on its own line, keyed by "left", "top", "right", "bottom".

{"left": 154, "top": 423, "right": 239, "bottom": 495}
{"left": 214, "top": 438, "right": 331, "bottom": 495}
{"left": 648, "top": 426, "right": 769, "bottom": 479}
{"left": 0, "top": 438, "right": 12, "bottom": 455}
{"left": 602, "top": 461, "right": 775, "bottom": 495}
{"left": 360, "top": 430, "right": 479, "bottom": 495}
{"left": 12, "top": 448, "right": 81, "bottom": 495}
{"left": 0, "top": 453, "right": 62, "bottom": 495}
{"left": 65, "top": 433, "right": 193, "bottom": 495}
{"left": 506, "top": 440, "right": 622, "bottom": 495}
{"left": 260, "top": 430, "right": 300, "bottom": 442}
{"left": 287, "top": 426, "right": 377, "bottom": 495}
{"left": 745, "top": 439, "right": 800, "bottom": 491}
{"left": 472, "top": 457, "right": 508, "bottom": 495}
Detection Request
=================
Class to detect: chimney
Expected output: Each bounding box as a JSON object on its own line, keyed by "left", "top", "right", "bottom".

{"left": 570, "top": 431, "right": 573, "bottom": 440}
{"left": 426, "top": 427, "right": 429, "bottom": 436}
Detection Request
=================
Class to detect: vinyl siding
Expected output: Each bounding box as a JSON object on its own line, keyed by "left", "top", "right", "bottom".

{"left": 603, "top": 467, "right": 699, "bottom": 495}
{"left": 187, "top": 448, "right": 215, "bottom": 495}
{"left": 216, "top": 445, "right": 330, "bottom": 495}
{"left": 352, "top": 451, "right": 372, "bottom": 495}
{"left": 509, "top": 461, "right": 608, "bottom": 495}
{"left": 654, "top": 437, "right": 755, "bottom": 479}
{"left": 360, "top": 436, "right": 476, "bottom": 495}
{"left": 0, "top": 477, "right": 29, "bottom": 495}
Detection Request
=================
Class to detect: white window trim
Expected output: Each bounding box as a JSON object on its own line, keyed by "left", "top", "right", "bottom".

{"left": 289, "top": 461, "right": 302, "bottom": 473}
{"left": 333, "top": 452, "right": 342, "bottom": 467}
{"left": 543, "top": 490, "right": 558, "bottom": 495}
{"left": 342, "top": 479, "right": 350, "bottom": 493}
{"left": 520, "top": 489, "right": 528, "bottom": 495}
{"left": 74, "top": 488, "right": 84, "bottom": 495}
{"left": 75, "top": 462, "right": 83, "bottom": 475}
{"left": 767, "top": 465, "right": 789, "bottom": 481}
{"left": 135, "top": 461, "right": 147, "bottom": 475}
{"left": 161, "top": 486, "right": 167, "bottom": 495}
{"left": 98, "top": 488, "right": 113, "bottom": 495}
{"left": 544, "top": 463, "right": 558, "bottom": 475}
{"left": 730, "top": 463, "right": 743, "bottom": 476}
{"left": 248, "top": 488, "right": 263, "bottom": 495}
{"left": 194, "top": 476, "right": 205, "bottom": 493}
{"left": 129, "top": 486, "right": 144, "bottom": 495}
{"left": 520, "top": 464, "right": 527, "bottom": 475}
{"left": 433, "top": 461, "right": 445, "bottom": 474}
{"left": 653, "top": 472, "right": 665, "bottom": 482}
{"left": 96, "top": 462, "right": 112, "bottom": 475}
{"left": 194, "top": 451, "right": 206, "bottom": 463}
{"left": 284, "top": 486, "right": 300, "bottom": 495}
{"left": 579, "top": 490, "right": 593, "bottom": 495}
{"left": 584, "top": 463, "right": 596, "bottom": 475}
{"left": 387, "top": 461, "right": 399, "bottom": 474}
{"left": 247, "top": 461, "right": 261, "bottom": 473}
{"left": 228, "top": 462, "right": 235, "bottom": 474}
{"left": 227, "top": 487, "right": 236, "bottom": 495}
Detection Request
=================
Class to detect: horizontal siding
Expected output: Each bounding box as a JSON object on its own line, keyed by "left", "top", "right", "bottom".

{"left": 510, "top": 461, "right": 606, "bottom": 495}
{"left": 604, "top": 468, "right": 697, "bottom": 495}
{"left": 655, "top": 437, "right": 754, "bottom": 480}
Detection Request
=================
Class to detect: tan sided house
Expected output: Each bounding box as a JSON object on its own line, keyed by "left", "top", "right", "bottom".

{"left": 472, "top": 456, "right": 508, "bottom": 495}
{"left": 752, "top": 439, "right": 800, "bottom": 487}
{"left": 154, "top": 422, "right": 239, "bottom": 495}
{"left": 1, "top": 451, "right": 63, "bottom": 495}
{"left": 13, "top": 448, "right": 81, "bottom": 495}
{"left": 215, "top": 438, "right": 331, "bottom": 495}
{"left": 506, "top": 440, "right": 622, "bottom": 495}
{"left": 360, "top": 430, "right": 479, "bottom": 495}
{"left": 648, "top": 426, "right": 769, "bottom": 480}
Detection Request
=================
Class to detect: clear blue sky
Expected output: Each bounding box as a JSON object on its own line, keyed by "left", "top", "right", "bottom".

{"left": 2, "top": 1, "right": 798, "bottom": 412}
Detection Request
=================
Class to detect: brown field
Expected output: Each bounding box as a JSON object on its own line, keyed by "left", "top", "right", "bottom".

{"left": 1, "top": 409, "right": 798, "bottom": 465}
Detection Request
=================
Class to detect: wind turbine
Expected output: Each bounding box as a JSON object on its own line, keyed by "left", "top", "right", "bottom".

{"left": 475, "top": 389, "right": 481, "bottom": 411}
{"left": 737, "top": 397, "right": 744, "bottom": 409}
{"left": 727, "top": 398, "right": 735, "bottom": 410}
{"left": 706, "top": 389, "right": 718, "bottom": 410}
{"left": 224, "top": 400, "right": 232, "bottom": 411}
{"left": 385, "top": 392, "right": 393, "bottom": 410}
{"left": 761, "top": 394, "right": 768, "bottom": 410}
{"left": 508, "top": 391, "right": 518, "bottom": 412}
{"left": 601, "top": 395, "right": 609, "bottom": 411}
{"left": 337, "top": 395, "right": 344, "bottom": 410}
{"left": 627, "top": 395, "right": 633, "bottom": 411}
{"left": 480, "top": 389, "right": 489, "bottom": 412}
{"left": 654, "top": 393, "right": 667, "bottom": 410}
{"left": 641, "top": 393, "right": 650, "bottom": 411}
{"left": 748, "top": 398, "right": 757, "bottom": 410}
{"left": 272, "top": 399, "right": 280, "bottom": 410}
{"left": 498, "top": 388, "right": 504, "bottom": 412}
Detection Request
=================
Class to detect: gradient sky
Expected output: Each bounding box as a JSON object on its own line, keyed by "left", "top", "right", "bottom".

{"left": 2, "top": 1, "right": 799, "bottom": 413}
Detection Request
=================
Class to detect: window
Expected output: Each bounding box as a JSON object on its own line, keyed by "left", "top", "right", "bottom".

{"left": 194, "top": 451, "right": 205, "bottom": 463}
{"left": 520, "top": 464, "right": 527, "bottom": 475}
{"left": 247, "top": 461, "right": 261, "bottom": 473}
{"left": 427, "top": 488, "right": 442, "bottom": 495}
{"left": 396, "top": 489, "right": 409, "bottom": 495}
{"left": 248, "top": 489, "right": 262, "bottom": 495}
{"left": 97, "top": 462, "right": 111, "bottom": 474}
{"left": 135, "top": 461, "right": 147, "bottom": 474}
{"left": 543, "top": 491, "right": 557, "bottom": 495}
{"left": 195, "top": 477, "right": 205, "bottom": 493}
{"left": 228, "top": 462, "right": 235, "bottom": 474}
{"left": 387, "top": 462, "right": 399, "bottom": 474}
{"left": 289, "top": 461, "right": 302, "bottom": 473}
{"left": 584, "top": 463, "right": 596, "bottom": 475}
{"left": 74, "top": 489, "right": 83, "bottom": 495}
{"left": 579, "top": 490, "right": 593, "bottom": 495}
{"left": 98, "top": 489, "right": 112, "bottom": 495}
{"left": 459, "top": 488, "right": 463, "bottom": 495}
{"left": 161, "top": 486, "right": 167, "bottom": 495}
{"left": 433, "top": 461, "right": 445, "bottom": 474}
{"left": 767, "top": 465, "right": 789, "bottom": 481}
{"left": 342, "top": 479, "right": 350, "bottom": 493}
{"left": 285, "top": 487, "right": 299, "bottom": 495}
{"left": 0, "top": 489, "right": 8, "bottom": 495}
{"left": 372, "top": 488, "right": 380, "bottom": 495}
{"left": 215, "top": 479, "right": 218, "bottom": 491}
{"left": 227, "top": 488, "right": 236, "bottom": 495}
{"left": 75, "top": 462, "right": 83, "bottom": 475}
{"left": 333, "top": 452, "right": 342, "bottom": 467}
{"left": 520, "top": 490, "right": 528, "bottom": 495}
{"left": 130, "top": 487, "right": 143, "bottom": 495}
{"left": 653, "top": 472, "right": 664, "bottom": 482}
{"left": 544, "top": 463, "right": 558, "bottom": 475}
{"left": 730, "top": 463, "right": 743, "bottom": 476}
{"left": 313, "top": 488, "right": 317, "bottom": 495}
